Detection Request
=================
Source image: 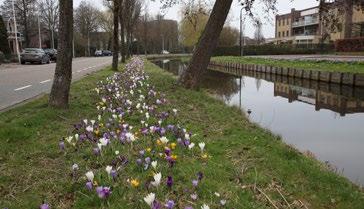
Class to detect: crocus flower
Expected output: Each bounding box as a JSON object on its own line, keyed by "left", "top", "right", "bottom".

{"left": 160, "top": 136, "right": 169, "bottom": 144}
{"left": 198, "top": 142, "right": 205, "bottom": 152}
{"left": 165, "top": 200, "right": 175, "bottom": 209}
{"left": 151, "top": 161, "right": 157, "bottom": 169}
{"left": 93, "top": 147, "right": 101, "bottom": 156}
{"left": 144, "top": 193, "right": 155, "bottom": 206}
{"left": 185, "top": 207, "right": 193, "bottom": 209}
{"left": 96, "top": 186, "right": 111, "bottom": 199}
{"left": 136, "top": 158, "right": 143, "bottom": 165}
{"left": 59, "top": 141, "right": 65, "bottom": 151}
{"left": 201, "top": 204, "right": 210, "bottom": 209}
{"left": 191, "top": 193, "right": 198, "bottom": 200}
{"left": 166, "top": 176, "right": 173, "bottom": 188}
{"left": 86, "top": 181, "right": 93, "bottom": 191}
{"left": 39, "top": 203, "right": 50, "bottom": 209}
{"left": 105, "top": 165, "right": 112, "bottom": 175}
{"left": 192, "top": 180, "right": 198, "bottom": 187}
{"left": 110, "top": 169, "right": 117, "bottom": 179}
{"left": 188, "top": 143, "right": 195, "bottom": 150}
{"left": 85, "top": 171, "right": 94, "bottom": 182}
{"left": 151, "top": 172, "right": 162, "bottom": 187}
{"left": 152, "top": 200, "right": 162, "bottom": 209}
{"left": 72, "top": 164, "right": 79, "bottom": 171}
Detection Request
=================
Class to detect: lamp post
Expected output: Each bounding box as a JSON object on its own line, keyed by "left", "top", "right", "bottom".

{"left": 11, "top": 0, "right": 20, "bottom": 63}
{"left": 239, "top": 7, "right": 246, "bottom": 56}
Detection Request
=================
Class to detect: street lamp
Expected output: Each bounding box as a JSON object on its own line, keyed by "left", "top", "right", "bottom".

{"left": 11, "top": 0, "right": 20, "bottom": 63}
{"left": 239, "top": 7, "right": 246, "bottom": 57}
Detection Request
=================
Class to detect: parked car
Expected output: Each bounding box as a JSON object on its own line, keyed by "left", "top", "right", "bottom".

{"left": 20, "top": 48, "right": 50, "bottom": 64}
{"left": 95, "top": 50, "right": 103, "bottom": 57}
{"left": 161, "top": 50, "right": 170, "bottom": 54}
{"left": 102, "top": 50, "right": 112, "bottom": 56}
{"left": 43, "top": 48, "right": 57, "bottom": 62}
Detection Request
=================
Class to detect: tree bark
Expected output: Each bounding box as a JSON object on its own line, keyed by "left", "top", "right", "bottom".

{"left": 112, "top": 0, "right": 120, "bottom": 70}
{"left": 119, "top": 0, "right": 126, "bottom": 63}
{"left": 343, "top": 0, "right": 353, "bottom": 38}
{"left": 49, "top": 0, "right": 73, "bottom": 108}
{"left": 180, "top": 0, "right": 233, "bottom": 89}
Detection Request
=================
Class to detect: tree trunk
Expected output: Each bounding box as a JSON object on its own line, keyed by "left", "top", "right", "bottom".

{"left": 180, "top": 0, "right": 233, "bottom": 89}
{"left": 343, "top": 0, "right": 353, "bottom": 38}
{"left": 119, "top": 0, "right": 126, "bottom": 63}
{"left": 112, "top": 0, "right": 120, "bottom": 71}
{"left": 49, "top": 0, "right": 73, "bottom": 108}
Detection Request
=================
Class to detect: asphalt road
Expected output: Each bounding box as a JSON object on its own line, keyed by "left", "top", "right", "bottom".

{"left": 0, "top": 56, "right": 112, "bottom": 110}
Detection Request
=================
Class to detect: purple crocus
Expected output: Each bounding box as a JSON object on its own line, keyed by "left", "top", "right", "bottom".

{"left": 96, "top": 186, "right": 112, "bottom": 199}
{"left": 93, "top": 147, "right": 101, "bottom": 156}
{"left": 136, "top": 158, "right": 143, "bottom": 165}
{"left": 152, "top": 200, "right": 162, "bottom": 209}
{"left": 59, "top": 141, "right": 65, "bottom": 151}
{"left": 165, "top": 200, "right": 175, "bottom": 209}
{"left": 166, "top": 176, "right": 173, "bottom": 188}
{"left": 110, "top": 169, "right": 117, "bottom": 180}
{"left": 145, "top": 157, "right": 151, "bottom": 164}
{"left": 39, "top": 203, "right": 50, "bottom": 209}
{"left": 192, "top": 180, "right": 198, "bottom": 187}
{"left": 184, "top": 207, "right": 193, "bottom": 209}
{"left": 86, "top": 181, "right": 93, "bottom": 191}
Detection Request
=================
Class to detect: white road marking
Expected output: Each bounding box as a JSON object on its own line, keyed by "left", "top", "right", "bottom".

{"left": 14, "top": 85, "right": 32, "bottom": 91}
{"left": 40, "top": 79, "right": 51, "bottom": 84}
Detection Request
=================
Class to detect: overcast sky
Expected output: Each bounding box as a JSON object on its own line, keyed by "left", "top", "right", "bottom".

{"left": 0, "top": 0, "right": 318, "bottom": 38}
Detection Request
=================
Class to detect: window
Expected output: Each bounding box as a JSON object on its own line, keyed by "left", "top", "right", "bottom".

{"left": 283, "top": 31, "right": 285, "bottom": 37}
{"left": 283, "top": 18, "right": 285, "bottom": 26}
{"left": 287, "top": 19, "right": 289, "bottom": 25}
{"left": 287, "top": 30, "right": 289, "bottom": 36}
{"left": 278, "top": 32, "right": 281, "bottom": 37}
{"left": 278, "top": 20, "right": 281, "bottom": 26}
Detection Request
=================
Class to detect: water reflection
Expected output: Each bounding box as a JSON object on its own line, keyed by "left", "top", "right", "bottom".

{"left": 152, "top": 59, "right": 364, "bottom": 185}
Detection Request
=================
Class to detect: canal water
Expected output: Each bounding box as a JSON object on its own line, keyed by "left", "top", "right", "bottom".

{"left": 151, "top": 59, "right": 364, "bottom": 186}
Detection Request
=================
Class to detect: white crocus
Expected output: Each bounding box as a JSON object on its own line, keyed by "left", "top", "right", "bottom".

{"left": 86, "top": 125, "right": 93, "bottom": 132}
{"left": 99, "top": 138, "right": 108, "bottom": 146}
{"left": 72, "top": 163, "right": 79, "bottom": 171}
{"left": 125, "top": 132, "right": 136, "bottom": 142}
{"left": 105, "top": 165, "right": 112, "bottom": 175}
{"left": 66, "top": 136, "right": 73, "bottom": 144}
{"left": 85, "top": 171, "right": 94, "bottom": 181}
{"left": 74, "top": 134, "right": 79, "bottom": 140}
{"left": 115, "top": 150, "right": 120, "bottom": 155}
{"left": 83, "top": 119, "right": 88, "bottom": 124}
{"left": 144, "top": 193, "right": 155, "bottom": 206}
{"left": 185, "top": 133, "right": 190, "bottom": 140}
{"left": 151, "top": 161, "right": 157, "bottom": 169}
{"left": 98, "top": 115, "right": 102, "bottom": 121}
{"left": 199, "top": 142, "right": 205, "bottom": 152}
{"left": 172, "top": 109, "right": 177, "bottom": 114}
{"left": 91, "top": 120, "right": 95, "bottom": 125}
{"left": 160, "top": 136, "right": 169, "bottom": 144}
{"left": 97, "top": 143, "right": 103, "bottom": 151}
{"left": 201, "top": 204, "right": 210, "bottom": 209}
{"left": 151, "top": 172, "right": 162, "bottom": 187}
{"left": 188, "top": 143, "right": 195, "bottom": 150}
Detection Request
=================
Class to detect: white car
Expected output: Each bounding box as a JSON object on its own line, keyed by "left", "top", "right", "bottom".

{"left": 161, "top": 50, "right": 170, "bottom": 54}
{"left": 95, "top": 50, "right": 103, "bottom": 57}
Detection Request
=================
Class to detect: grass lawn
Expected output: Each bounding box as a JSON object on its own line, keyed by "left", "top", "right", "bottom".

{"left": 1, "top": 60, "right": 363, "bottom": 209}
{"left": 211, "top": 56, "right": 364, "bottom": 74}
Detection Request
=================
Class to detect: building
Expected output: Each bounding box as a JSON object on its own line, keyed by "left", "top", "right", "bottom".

{"left": 274, "top": 3, "right": 364, "bottom": 44}
{"left": 4, "top": 17, "right": 24, "bottom": 54}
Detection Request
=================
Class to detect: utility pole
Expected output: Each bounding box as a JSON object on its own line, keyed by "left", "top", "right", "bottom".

{"left": 239, "top": 7, "right": 245, "bottom": 56}
{"left": 38, "top": 13, "right": 42, "bottom": 48}
{"left": 12, "top": 0, "right": 20, "bottom": 63}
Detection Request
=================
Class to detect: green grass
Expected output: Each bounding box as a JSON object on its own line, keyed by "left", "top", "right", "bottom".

{"left": 1, "top": 61, "right": 363, "bottom": 209}
{"left": 212, "top": 56, "right": 364, "bottom": 74}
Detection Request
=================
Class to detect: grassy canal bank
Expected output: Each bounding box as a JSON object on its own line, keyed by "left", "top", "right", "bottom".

{"left": 1, "top": 60, "right": 363, "bottom": 208}
{"left": 211, "top": 56, "right": 364, "bottom": 74}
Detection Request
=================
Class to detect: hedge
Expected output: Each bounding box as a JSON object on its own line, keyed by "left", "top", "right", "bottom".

{"left": 335, "top": 37, "right": 364, "bottom": 52}
{"left": 213, "top": 44, "right": 334, "bottom": 56}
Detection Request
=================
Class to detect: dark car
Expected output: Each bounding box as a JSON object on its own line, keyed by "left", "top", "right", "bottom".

{"left": 102, "top": 50, "right": 112, "bottom": 56}
{"left": 20, "top": 48, "right": 50, "bottom": 65}
{"left": 43, "top": 48, "right": 57, "bottom": 61}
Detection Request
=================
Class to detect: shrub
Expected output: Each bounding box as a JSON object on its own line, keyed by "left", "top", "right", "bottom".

{"left": 213, "top": 44, "right": 334, "bottom": 56}
{"left": 335, "top": 37, "right": 364, "bottom": 52}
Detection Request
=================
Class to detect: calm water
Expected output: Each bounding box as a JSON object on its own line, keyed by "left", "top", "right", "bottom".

{"left": 152, "top": 59, "right": 364, "bottom": 185}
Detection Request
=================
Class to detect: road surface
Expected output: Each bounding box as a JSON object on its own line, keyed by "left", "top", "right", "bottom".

{"left": 0, "top": 57, "right": 112, "bottom": 111}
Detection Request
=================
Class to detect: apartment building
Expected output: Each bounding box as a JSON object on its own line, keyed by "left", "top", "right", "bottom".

{"left": 275, "top": 4, "right": 364, "bottom": 45}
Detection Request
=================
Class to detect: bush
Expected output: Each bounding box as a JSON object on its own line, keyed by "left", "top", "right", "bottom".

{"left": 335, "top": 37, "right": 364, "bottom": 52}
{"left": 213, "top": 44, "right": 334, "bottom": 56}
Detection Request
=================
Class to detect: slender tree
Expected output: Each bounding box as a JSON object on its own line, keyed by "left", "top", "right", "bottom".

{"left": 49, "top": 0, "right": 73, "bottom": 108}
{"left": 119, "top": 0, "right": 126, "bottom": 63}
{"left": 0, "top": 15, "right": 11, "bottom": 55}
{"left": 38, "top": 0, "right": 59, "bottom": 49}
{"left": 112, "top": 0, "right": 120, "bottom": 70}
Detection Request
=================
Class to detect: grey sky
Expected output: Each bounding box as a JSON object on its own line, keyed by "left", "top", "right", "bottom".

{"left": 1, "top": 0, "right": 318, "bottom": 38}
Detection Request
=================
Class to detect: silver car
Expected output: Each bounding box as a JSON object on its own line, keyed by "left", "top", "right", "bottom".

{"left": 20, "top": 48, "right": 50, "bottom": 64}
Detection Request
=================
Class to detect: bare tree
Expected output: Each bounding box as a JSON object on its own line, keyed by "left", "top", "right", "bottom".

{"left": 49, "top": 0, "right": 73, "bottom": 108}
{"left": 254, "top": 20, "right": 264, "bottom": 44}
{"left": 38, "top": 0, "right": 59, "bottom": 49}
{"left": 74, "top": 1, "right": 101, "bottom": 56}
{"left": 112, "top": 0, "right": 120, "bottom": 70}
{"left": 119, "top": 0, "right": 126, "bottom": 63}
{"left": 0, "top": 0, "right": 37, "bottom": 47}
{"left": 123, "top": 0, "right": 142, "bottom": 57}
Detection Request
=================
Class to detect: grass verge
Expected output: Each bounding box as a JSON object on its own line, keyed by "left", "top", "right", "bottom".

{"left": 212, "top": 56, "right": 364, "bottom": 74}
{"left": 0, "top": 61, "right": 363, "bottom": 208}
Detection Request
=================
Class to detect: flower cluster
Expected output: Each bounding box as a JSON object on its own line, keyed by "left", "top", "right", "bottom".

{"left": 53, "top": 57, "right": 223, "bottom": 208}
